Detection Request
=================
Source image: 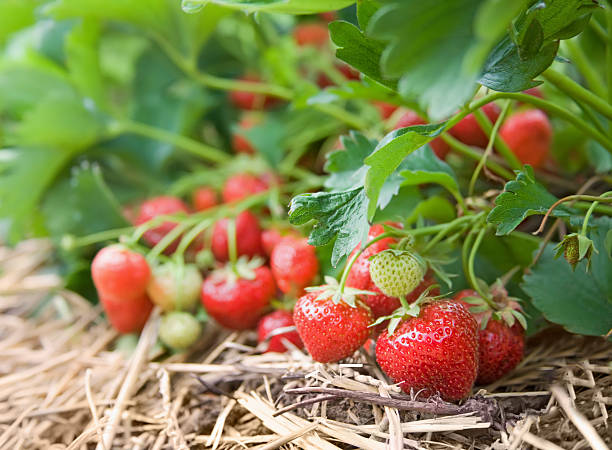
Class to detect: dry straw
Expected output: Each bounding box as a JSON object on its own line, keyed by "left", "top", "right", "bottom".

{"left": 0, "top": 239, "right": 609, "bottom": 449}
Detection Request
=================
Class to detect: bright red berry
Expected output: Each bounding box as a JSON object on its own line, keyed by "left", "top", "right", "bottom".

{"left": 135, "top": 196, "right": 190, "bottom": 253}
{"left": 257, "top": 310, "right": 304, "bottom": 353}
{"left": 100, "top": 293, "right": 153, "bottom": 334}
{"left": 229, "top": 75, "right": 278, "bottom": 110}
{"left": 499, "top": 109, "right": 552, "bottom": 169}
{"left": 91, "top": 245, "right": 151, "bottom": 301}
{"left": 523, "top": 87, "right": 543, "bottom": 99}
{"left": 222, "top": 173, "right": 269, "bottom": 204}
{"left": 270, "top": 237, "right": 319, "bottom": 297}
{"left": 337, "top": 63, "right": 360, "bottom": 80}
{"left": 293, "top": 291, "right": 373, "bottom": 363}
{"left": 192, "top": 187, "right": 218, "bottom": 212}
{"left": 211, "top": 210, "right": 264, "bottom": 262}
{"left": 293, "top": 23, "right": 329, "bottom": 47}
{"left": 454, "top": 289, "right": 525, "bottom": 385}
{"left": 375, "top": 300, "right": 478, "bottom": 401}
{"left": 395, "top": 110, "right": 450, "bottom": 159}
{"left": 318, "top": 11, "right": 337, "bottom": 22}
{"left": 201, "top": 265, "right": 276, "bottom": 330}
{"left": 450, "top": 102, "right": 501, "bottom": 148}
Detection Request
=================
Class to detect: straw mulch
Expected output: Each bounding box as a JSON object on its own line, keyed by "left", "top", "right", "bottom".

{"left": 0, "top": 239, "right": 610, "bottom": 449}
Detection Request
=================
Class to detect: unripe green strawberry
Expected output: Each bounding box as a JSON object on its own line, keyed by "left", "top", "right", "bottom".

{"left": 369, "top": 249, "right": 426, "bottom": 298}
{"left": 159, "top": 311, "right": 202, "bottom": 350}
{"left": 147, "top": 263, "right": 203, "bottom": 312}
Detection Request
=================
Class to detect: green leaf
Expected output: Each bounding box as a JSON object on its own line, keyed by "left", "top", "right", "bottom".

{"left": 398, "top": 146, "right": 460, "bottom": 200}
{"left": 42, "top": 163, "right": 128, "bottom": 238}
{"left": 241, "top": 117, "right": 286, "bottom": 167}
{"left": 586, "top": 140, "right": 612, "bottom": 174}
{"left": 0, "top": 62, "right": 74, "bottom": 116}
{"left": 329, "top": 20, "right": 394, "bottom": 89}
{"left": 374, "top": 186, "right": 422, "bottom": 223}
{"left": 364, "top": 122, "right": 446, "bottom": 219}
{"left": 479, "top": 0, "right": 597, "bottom": 92}
{"left": 487, "top": 166, "right": 574, "bottom": 235}
{"left": 404, "top": 196, "right": 456, "bottom": 225}
{"left": 0, "top": 0, "right": 39, "bottom": 45}
{"left": 479, "top": 36, "right": 557, "bottom": 92}
{"left": 9, "top": 93, "right": 106, "bottom": 151}
{"left": 324, "top": 131, "right": 377, "bottom": 191}
{"left": 0, "top": 147, "right": 78, "bottom": 242}
{"left": 65, "top": 18, "right": 106, "bottom": 107}
{"left": 289, "top": 187, "right": 370, "bottom": 267}
{"left": 367, "top": 0, "right": 481, "bottom": 119}
{"left": 180, "top": 0, "right": 354, "bottom": 14}
{"left": 522, "top": 219, "right": 612, "bottom": 337}
{"left": 356, "top": 0, "right": 381, "bottom": 29}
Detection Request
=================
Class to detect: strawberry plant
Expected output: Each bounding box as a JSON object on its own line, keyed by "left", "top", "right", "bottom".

{"left": 1, "top": 0, "right": 611, "bottom": 407}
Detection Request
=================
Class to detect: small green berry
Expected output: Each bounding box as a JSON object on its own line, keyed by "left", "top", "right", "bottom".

{"left": 159, "top": 312, "right": 202, "bottom": 350}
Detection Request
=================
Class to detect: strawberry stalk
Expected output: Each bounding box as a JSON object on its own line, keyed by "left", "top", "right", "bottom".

{"left": 464, "top": 225, "right": 498, "bottom": 309}
{"left": 472, "top": 102, "right": 522, "bottom": 171}
{"left": 468, "top": 100, "right": 513, "bottom": 196}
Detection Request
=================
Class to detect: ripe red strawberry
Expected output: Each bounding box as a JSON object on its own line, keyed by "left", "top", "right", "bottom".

{"left": 192, "top": 187, "right": 218, "bottom": 212}
{"left": 499, "top": 109, "right": 552, "bottom": 169}
{"left": 454, "top": 289, "right": 525, "bottom": 385}
{"left": 91, "top": 245, "right": 151, "bottom": 301}
{"left": 222, "top": 173, "right": 269, "bottom": 204}
{"left": 211, "top": 210, "right": 264, "bottom": 262}
{"left": 293, "top": 290, "right": 373, "bottom": 363}
{"left": 229, "top": 75, "right": 278, "bottom": 110}
{"left": 270, "top": 237, "right": 319, "bottom": 297}
{"left": 91, "top": 245, "right": 153, "bottom": 333}
{"left": 101, "top": 293, "right": 153, "bottom": 334}
{"left": 394, "top": 110, "right": 450, "bottom": 159}
{"left": 293, "top": 23, "right": 329, "bottom": 47}
{"left": 201, "top": 264, "right": 276, "bottom": 330}
{"left": 450, "top": 102, "right": 501, "bottom": 148}
{"left": 523, "top": 87, "right": 543, "bottom": 99}
{"left": 135, "top": 196, "right": 190, "bottom": 253}
{"left": 373, "top": 101, "right": 398, "bottom": 120}
{"left": 375, "top": 300, "right": 478, "bottom": 401}
{"left": 257, "top": 310, "right": 304, "bottom": 353}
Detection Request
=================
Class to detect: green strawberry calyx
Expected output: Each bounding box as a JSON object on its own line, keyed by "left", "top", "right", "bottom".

{"left": 554, "top": 233, "right": 597, "bottom": 271}
{"left": 305, "top": 276, "right": 375, "bottom": 308}
{"left": 461, "top": 279, "right": 527, "bottom": 330}
{"left": 369, "top": 284, "right": 445, "bottom": 335}
{"left": 211, "top": 256, "right": 265, "bottom": 284}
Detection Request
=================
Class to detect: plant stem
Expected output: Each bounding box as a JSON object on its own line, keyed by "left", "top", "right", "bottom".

{"left": 312, "top": 103, "right": 370, "bottom": 131}
{"left": 607, "top": 8, "right": 612, "bottom": 116}
{"left": 581, "top": 201, "right": 599, "bottom": 236}
{"left": 337, "top": 231, "right": 400, "bottom": 293}
{"left": 469, "top": 100, "right": 512, "bottom": 196}
{"left": 64, "top": 227, "right": 134, "bottom": 249}
{"left": 441, "top": 134, "right": 515, "bottom": 180}
{"left": 151, "top": 31, "right": 293, "bottom": 100}
{"left": 422, "top": 213, "right": 483, "bottom": 254}
{"left": 574, "top": 201, "right": 612, "bottom": 215}
{"left": 472, "top": 105, "right": 522, "bottom": 170}
{"left": 467, "top": 226, "right": 496, "bottom": 306}
{"left": 562, "top": 39, "right": 607, "bottom": 98}
{"left": 542, "top": 68, "right": 612, "bottom": 121}
{"left": 120, "top": 121, "right": 230, "bottom": 164}
{"left": 591, "top": 19, "right": 608, "bottom": 43}
{"left": 534, "top": 192, "right": 612, "bottom": 234}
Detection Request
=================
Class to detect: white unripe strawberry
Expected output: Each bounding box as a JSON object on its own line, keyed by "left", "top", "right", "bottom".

{"left": 369, "top": 249, "right": 426, "bottom": 298}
